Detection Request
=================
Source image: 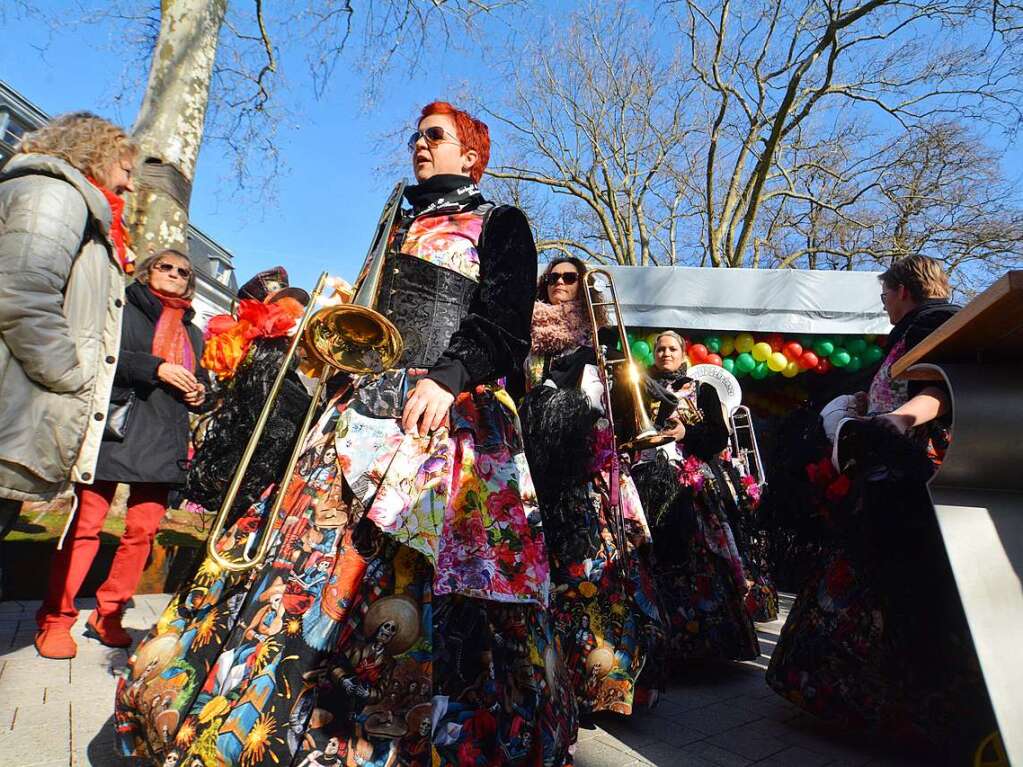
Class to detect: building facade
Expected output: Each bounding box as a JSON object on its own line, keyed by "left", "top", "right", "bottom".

{"left": 0, "top": 80, "right": 237, "bottom": 326}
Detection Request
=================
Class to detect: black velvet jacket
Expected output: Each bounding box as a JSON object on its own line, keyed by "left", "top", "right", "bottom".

{"left": 401, "top": 175, "right": 537, "bottom": 396}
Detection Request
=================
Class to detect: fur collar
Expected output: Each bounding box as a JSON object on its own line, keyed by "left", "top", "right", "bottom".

{"left": 530, "top": 300, "right": 591, "bottom": 354}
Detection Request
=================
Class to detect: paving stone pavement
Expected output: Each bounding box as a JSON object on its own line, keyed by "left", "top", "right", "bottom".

{"left": 0, "top": 593, "right": 933, "bottom": 767}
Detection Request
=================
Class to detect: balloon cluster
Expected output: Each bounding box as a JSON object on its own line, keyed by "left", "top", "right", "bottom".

{"left": 624, "top": 330, "right": 886, "bottom": 379}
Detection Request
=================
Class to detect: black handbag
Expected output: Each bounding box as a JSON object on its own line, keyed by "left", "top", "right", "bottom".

{"left": 104, "top": 391, "right": 137, "bottom": 441}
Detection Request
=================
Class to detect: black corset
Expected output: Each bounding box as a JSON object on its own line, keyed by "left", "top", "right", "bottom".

{"left": 375, "top": 252, "right": 477, "bottom": 368}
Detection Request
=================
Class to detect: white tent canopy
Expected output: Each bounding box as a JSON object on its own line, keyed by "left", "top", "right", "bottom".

{"left": 599, "top": 266, "right": 892, "bottom": 335}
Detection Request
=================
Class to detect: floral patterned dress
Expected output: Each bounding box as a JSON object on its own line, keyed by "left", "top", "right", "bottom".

{"left": 632, "top": 375, "right": 760, "bottom": 669}
{"left": 711, "top": 454, "right": 777, "bottom": 623}
{"left": 113, "top": 178, "right": 577, "bottom": 767}
{"left": 520, "top": 307, "right": 665, "bottom": 719}
{"left": 766, "top": 301, "right": 998, "bottom": 755}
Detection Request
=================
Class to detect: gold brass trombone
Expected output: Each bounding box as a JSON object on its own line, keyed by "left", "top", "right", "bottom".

{"left": 581, "top": 268, "right": 673, "bottom": 453}
{"left": 206, "top": 183, "right": 408, "bottom": 572}
{"left": 729, "top": 404, "right": 767, "bottom": 487}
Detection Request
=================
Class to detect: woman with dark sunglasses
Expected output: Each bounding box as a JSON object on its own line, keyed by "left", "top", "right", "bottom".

{"left": 520, "top": 256, "right": 666, "bottom": 720}
{"left": 114, "top": 102, "right": 578, "bottom": 767}
{"left": 35, "top": 249, "right": 209, "bottom": 658}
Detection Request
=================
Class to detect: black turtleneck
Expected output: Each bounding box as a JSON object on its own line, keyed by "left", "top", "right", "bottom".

{"left": 403, "top": 174, "right": 481, "bottom": 212}
{"left": 397, "top": 175, "right": 538, "bottom": 395}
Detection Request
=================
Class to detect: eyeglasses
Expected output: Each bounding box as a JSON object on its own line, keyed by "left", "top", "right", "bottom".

{"left": 154, "top": 262, "right": 192, "bottom": 279}
{"left": 407, "top": 126, "right": 460, "bottom": 150}
{"left": 549, "top": 272, "right": 579, "bottom": 285}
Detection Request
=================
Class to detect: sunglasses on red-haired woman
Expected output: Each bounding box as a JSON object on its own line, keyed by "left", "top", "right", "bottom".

{"left": 407, "top": 126, "right": 461, "bottom": 150}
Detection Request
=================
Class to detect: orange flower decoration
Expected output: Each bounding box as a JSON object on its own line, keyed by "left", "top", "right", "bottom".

{"left": 202, "top": 298, "right": 305, "bottom": 380}
{"left": 202, "top": 325, "right": 252, "bottom": 380}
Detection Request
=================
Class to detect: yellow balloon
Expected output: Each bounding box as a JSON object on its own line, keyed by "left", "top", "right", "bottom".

{"left": 735, "top": 332, "right": 755, "bottom": 353}
{"left": 768, "top": 351, "right": 788, "bottom": 372}
{"left": 782, "top": 361, "right": 800, "bottom": 378}
{"left": 719, "top": 335, "right": 735, "bottom": 356}
{"left": 752, "top": 342, "right": 772, "bottom": 362}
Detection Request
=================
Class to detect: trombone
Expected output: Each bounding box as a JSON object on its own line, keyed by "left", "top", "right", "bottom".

{"left": 206, "top": 183, "right": 407, "bottom": 572}
{"left": 582, "top": 268, "right": 673, "bottom": 453}
{"left": 729, "top": 404, "right": 767, "bottom": 487}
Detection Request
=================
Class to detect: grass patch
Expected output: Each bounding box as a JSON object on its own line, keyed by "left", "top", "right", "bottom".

{"left": 7, "top": 503, "right": 210, "bottom": 549}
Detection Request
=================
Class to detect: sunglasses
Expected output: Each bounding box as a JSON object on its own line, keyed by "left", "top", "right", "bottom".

{"left": 549, "top": 272, "right": 579, "bottom": 285}
{"left": 154, "top": 262, "right": 192, "bottom": 279}
{"left": 407, "top": 126, "right": 460, "bottom": 150}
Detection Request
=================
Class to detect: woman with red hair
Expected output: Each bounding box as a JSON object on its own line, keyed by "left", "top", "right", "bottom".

{"left": 114, "top": 102, "right": 578, "bottom": 766}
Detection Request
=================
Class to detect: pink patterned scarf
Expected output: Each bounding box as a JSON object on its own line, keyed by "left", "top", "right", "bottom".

{"left": 530, "top": 299, "right": 591, "bottom": 355}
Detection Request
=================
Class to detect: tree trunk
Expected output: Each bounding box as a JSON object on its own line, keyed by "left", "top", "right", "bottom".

{"left": 127, "top": 0, "right": 228, "bottom": 260}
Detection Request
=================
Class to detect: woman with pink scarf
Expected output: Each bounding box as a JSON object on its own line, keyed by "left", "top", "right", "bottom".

{"left": 521, "top": 256, "right": 666, "bottom": 720}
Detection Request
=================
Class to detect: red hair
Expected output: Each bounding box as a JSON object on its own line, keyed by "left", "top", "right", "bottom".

{"left": 419, "top": 101, "right": 490, "bottom": 183}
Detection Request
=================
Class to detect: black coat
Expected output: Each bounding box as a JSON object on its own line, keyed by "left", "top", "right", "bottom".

{"left": 95, "top": 282, "right": 209, "bottom": 485}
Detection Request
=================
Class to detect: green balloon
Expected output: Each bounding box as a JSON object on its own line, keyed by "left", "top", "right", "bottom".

{"left": 830, "top": 349, "right": 851, "bottom": 368}
{"left": 735, "top": 352, "right": 756, "bottom": 373}
{"left": 814, "top": 340, "right": 835, "bottom": 357}
{"left": 751, "top": 361, "right": 769, "bottom": 380}
{"left": 845, "top": 354, "right": 863, "bottom": 373}
{"left": 722, "top": 357, "right": 735, "bottom": 374}
{"left": 632, "top": 340, "right": 651, "bottom": 357}
{"left": 864, "top": 344, "right": 884, "bottom": 364}
{"left": 704, "top": 335, "right": 722, "bottom": 353}
{"left": 848, "top": 338, "right": 867, "bottom": 354}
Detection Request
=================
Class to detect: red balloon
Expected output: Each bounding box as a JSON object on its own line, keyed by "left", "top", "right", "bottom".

{"left": 783, "top": 341, "right": 803, "bottom": 361}
{"left": 815, "top": 358, "right": 832, "bottom": 375}
{"left": 706, "top": 353, "right": 723, "bottom": 366}
{"left": 767, "top": 333, "right": 785, "bottom": 352}
{"left": 798, "top": 350, "right": 819, "bottom": 370}
{"left": 689, "top": 343, "right": 709, "bottom": 362}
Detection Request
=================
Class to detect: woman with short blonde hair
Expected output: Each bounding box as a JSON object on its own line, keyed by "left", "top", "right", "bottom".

{"left": 879, "top": 254, "right": 952, "bottom": 303}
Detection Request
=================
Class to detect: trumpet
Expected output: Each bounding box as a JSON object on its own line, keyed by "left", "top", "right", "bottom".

{"left": 582, "top": 268, "right": 673, "bottom": 453}
{"left": 206, "top": 183, "right": 408, "bottom": 572}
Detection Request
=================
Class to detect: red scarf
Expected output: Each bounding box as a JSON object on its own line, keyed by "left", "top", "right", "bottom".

{"left": 86, "top": 177, "right": 132, "bottom": 273}
{"left": 149, "top": 287, "right": 195, "bottom": 372}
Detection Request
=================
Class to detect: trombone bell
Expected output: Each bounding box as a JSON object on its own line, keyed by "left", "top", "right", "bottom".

{"left": 304, "top": 304, "right": 403, "bottom": 375}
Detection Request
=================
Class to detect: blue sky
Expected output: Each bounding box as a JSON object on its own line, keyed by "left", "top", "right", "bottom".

{"left": 0, "top": 2, "right": 525, "bottom": 291}
{"left": 2, "top": 2, "right": 1021, "bottom": 296}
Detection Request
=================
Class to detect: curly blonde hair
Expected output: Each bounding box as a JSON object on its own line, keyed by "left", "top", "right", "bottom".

{"left": 17, "top": 112, "right": 138, "bottom": 188}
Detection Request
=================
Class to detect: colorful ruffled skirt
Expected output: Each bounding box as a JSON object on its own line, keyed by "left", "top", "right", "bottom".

{"left": 542, "top": 458, "right": 664, "bottom": 718}
{"left": 637, "top": 456, "right": 760, "bottom": 667}
{"left": 113, "top": 378, "right": 577, "bottom": 766}
{"left": 765, "top": 427, "right": 997, "bottom": 755}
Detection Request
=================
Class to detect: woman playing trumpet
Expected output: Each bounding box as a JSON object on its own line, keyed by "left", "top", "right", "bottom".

{"left": 113, "top": 101, "right": 576, "bottom": 767}
{"left": 520, "top": 257, "right": 665, "bottom": 719}
{"left": 632, "top": 331, "right": 759, "bottom": 669}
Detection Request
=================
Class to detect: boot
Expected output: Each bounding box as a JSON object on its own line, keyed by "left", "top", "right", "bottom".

{"left": 34, "top": 626, "right": 77, "bottom": 659}
{"left": 86, "top": 609, "right": 132, "bottom": 648}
